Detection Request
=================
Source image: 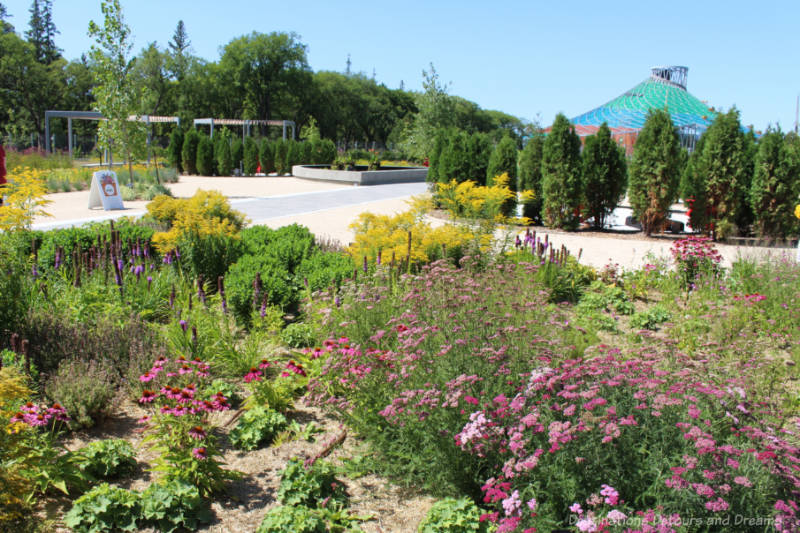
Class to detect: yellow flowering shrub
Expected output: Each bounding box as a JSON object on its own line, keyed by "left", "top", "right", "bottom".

{"left": 0, "top": 367, "right": 34, "bottom": 523}
{"left": 437, "top": 173, "right": 533, "bottom": 225}
{"left": 795, "top": 203, "right": 800, "bottom": 220}
{"left": 0, "top": 167, "right": 52, "bottom": 232}
{"left": 148, "top": 190, "right": 248, "bottom": 253}
{"left": 347, "top": 200, "right": 489, "bottom": 268}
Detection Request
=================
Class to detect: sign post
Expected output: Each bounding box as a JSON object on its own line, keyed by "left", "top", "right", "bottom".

{"left": 88, "top": 170, "right": 124, "bottom": 210}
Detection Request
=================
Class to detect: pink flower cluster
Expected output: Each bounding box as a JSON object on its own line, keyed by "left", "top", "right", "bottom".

{"left": 10, "top": 401, "right": 70, "bottom": 427}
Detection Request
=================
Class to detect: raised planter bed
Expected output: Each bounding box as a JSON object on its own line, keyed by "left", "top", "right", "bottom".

{"left": 292, "top": 164, "right": 427, "bottom": 185}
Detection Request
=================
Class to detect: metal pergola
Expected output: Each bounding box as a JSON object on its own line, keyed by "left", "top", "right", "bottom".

{"left": 44, "top": 110, "right": 180, "bottom": 158}
{"left": 193, "top": 118, "right": 296, "bottom": 142}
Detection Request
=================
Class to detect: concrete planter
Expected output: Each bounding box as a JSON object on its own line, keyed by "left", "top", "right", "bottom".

{"left": 292, "top": 164, "right": 427, "bottom": 186}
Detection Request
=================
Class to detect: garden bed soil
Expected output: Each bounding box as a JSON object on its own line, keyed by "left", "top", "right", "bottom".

{"left": 48, "top": 400, "right": 433, "bottom": 533}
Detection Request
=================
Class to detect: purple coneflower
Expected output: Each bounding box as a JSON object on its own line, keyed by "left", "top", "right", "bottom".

{"left": 189, "top": 425, "right": 207, "bottom": 440}
{"left": 244, "top": 367, "right": 262, "bottom": 383}
{"left": 192, "top": 447, "right": 207, "bottom": 460}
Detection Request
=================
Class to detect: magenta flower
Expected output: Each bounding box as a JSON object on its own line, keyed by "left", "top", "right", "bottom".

{"left": 189, "top": 425, "right": 207, "bottom": 440}
{"left": 139, "top": 371, "right": 156, "bottom": 383}
{"left": 244, "top": 367, "right": 263, "bottom": 383}
{"left": 258, "top": 359, "right": 271, "bottom": 369}
{"left": 192, "top": 447, "right": 207, "bottom": 460}
{"left": 139, "top": 390, "right": 157, "bottom": 403}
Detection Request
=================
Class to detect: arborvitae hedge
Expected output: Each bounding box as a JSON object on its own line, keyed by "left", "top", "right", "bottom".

{"left": 231, "top": 139, "right": 244, "bottom": 173}
{"left": 260, "top": 139, "right": 276, "bottom": 174}
{"left": 439, "top": 130, "right": 472, "bottom": 183}
{"left": 181, "top": 129, "right": 200, "bottom": 175}
{"left": 541, "top": 113, "right": 582, "bottom": 229}
{"left": 487, "top": 136, "right": 519, "bottom": 216}
{"left": 750, "top": 130, "right": 800, "bottom": 239}
{"left": 196, "top": 135, "right": 215, "bottom": 176}
{"left": 582, "top": 123, "right": 627, "bottom": 229}
{"left": 467, "top": 132, "right": 491, "bottom": 186}
{"left": 627, "top": 109, "right": 682, "bottom": 235}
{"left": 275, "top": 140, "right": 289, "bottom": 175}
{"left": 243, "top": 137, "right": 259, "bottom": 175}
{"left": 168, "top": 129, "right": 184, "bottom": 173}
{"left": 518, "top": 133, "right": 544, "bottom": 223}
{"left": 216, "top": 136, "right": 234, "bottom": 176}
{"left": 312, "top": 139, "right": 337, "bottom": 165}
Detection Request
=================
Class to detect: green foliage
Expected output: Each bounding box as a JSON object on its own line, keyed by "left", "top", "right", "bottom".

{"left": 281, "top": 322, "right": 317, "bottom": 348}
{"left": 79, "top": 439, "right": 137, "bottom": 480}
{"left": 750, "top": 130, "right": 800, "bottom": 239}
{"left": 629, "top": 304, "right": 671, "bottom": 330}
{"left": 418, "top": 498, "right": 486, "bottom": 533}
{"left": 427, "top": 130, "right": 447, "bottom": 183}
{"left": 181, "top": 129, "right": 200, "bottom": 175}
{"left": 139, "top": 479, "right": 212, "bottom": 533}
{"left": 216, "top": 133, "right": 234, "bottom": 176}
{"left": 275, "top": 139, "right": 290, "bottom": 175}
{"left": 260, "top": 139, "right": 276, "bottom": 174}
{"left": 44, "top": 358, "right": 117, "bottom": 428}
{"left": 466, "top": 132, "right": 491, "bottom": 186}
{"left": 295, "top": 250, "right": 353, "bottom": 293}
{"left": 582, "top": 123, "right": 627, "bottom": 229}
{"left": 243, "top": 136, "right": 259, "bottom": 175}
{"left": 628, "top": 109, "right": 682, "bottom": 235}
{"left": 486, "top": 136, "right": 519, "bottom": 216}
{"left": 680, "top": 133, "right": 708, "bottom": 232}
{"left": 0, "top": 237, "right": 28, "bottom": 337}
{"left": 278, "top": 457, "right": 348, "bottom": 507}
{"left": 438, "top": 129, "right": 471, "bottom": 184}
{"left": 231, "top": 138, "right": 244, "bottom": 172}
{"left": 226, "top": 254, "right": 293, "bottom": 324}
{"left": 541, "top": 113, "right": 582, "bottom": 229}
{"left": 64, "top": 483, "right": 140, "bottom": 533}
{"left": 179, "top": 232, "right": 243, "bottom": 286}
{"left": 405, "top": 64, "right": 456, "bottom": 160}
{"left": 311, "top": 138, "right": 337, "bottom": 165}
{"left": 196, "top": 134, "right": 215, "bottom": 176}
{"left": 167, "top": 129, "right": 184, "bottom": 172}
{"left": 228, "top": 406, "right": 287, "bottom": 450}
{"left": 518, "top": 133, "right": 544, "bottom": 223}
{"left": 256, "top": 505, "right": 326, "bottom": 533}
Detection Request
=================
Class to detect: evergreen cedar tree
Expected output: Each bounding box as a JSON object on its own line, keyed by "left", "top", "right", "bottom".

{"left": 0, "top": 144, "right": 5, "bottom": 205}
{"left": 518, "top": 133, "right": 544, "bottom": 223}
{"left": 681, "top": 108, "right": 748, "bottom": 238}
{"left": 541, "top": 113, "right": 582, "bottom": 229}
{"left": 750, "top": 130, "right": 800, "bottom": 239}
{"left": 582, "top": 123, "right": 627, "bottom": 229}
{"left": 627, "top": 109, "right": 682, "bottom": 236}
{"left": 486, "top": 136, "right": 519, "bottom": 216}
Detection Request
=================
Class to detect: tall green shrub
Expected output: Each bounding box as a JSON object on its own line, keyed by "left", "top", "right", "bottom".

{"left": 275, "top": 140, "right": 289, "bottom": 175}
{"left": 680, "top": 134, "right": 709, "bottom": 232}
{"left": 427, "top": 129, "right": 448, "bottom": 183}
{"left": 439, "top": 130, "right": 471, "bottom": 184}
{"left": 735, "top": 129, "right": 758, "bottom": 233}
{"left": 196, "top": 135, "right": 215, "bottom": 176}
{"left": 582, "top": 123, "right": 627, "bottom": 229}
{"left": 628, "top": 109, "right": 682, "bottom": 235}
{"left": 167, "top": 129, "right": 184, "bottom": 173}
{"left": 466, "top": 132, "right": 491, "bottom": 186}
{"left": 243, "top": 137, "right": 259, "bottom": 175}
{"left": 750, "top": 130, "right": 800, "bottom": 239}
{"left": 541, "top": 114, "right": 582, "bottom": 229}
{"left": 216, "top": 135, "right": 233, "bottom": 176}
{"left": 311, "top": 138, "right": 336, "bottom": 165}
{"left": 300, "top": 141, "right": 313, "bottom": 164}
{"left": 486, "top": 136, "right": 519, "bottom": 215}
{"left": 181, "top": 129, "right": 200, "bottom": 175}
{"left": 518, "top": 133, "right": 544, "bottom": 223}
{"left": 260, "top": 139, "right": 276, "bottom": 174}
{"left": 231, "top": 138, "right": 244, "bottom": 172}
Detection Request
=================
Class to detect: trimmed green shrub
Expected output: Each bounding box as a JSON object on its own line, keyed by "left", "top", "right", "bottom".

{"left": 486, "top": 136, "right": 519, "bottom": 215}
{"left": 240, "top": 225, "right": 277, "bottom": 255}
{"left": 518, "top": 133, "right": 544, "bottom": 223}
{"left": 256, "top": 505, "right": 326, "bottom": 533}
{"left": 79, "top": 439, "right": 137, "bottom": 480}
{"left": 295, "top": 250, "right": 352, "bottom": 293}
{"left": 244, "top": 137, "right": 259, "bottom": 175}
{"left": 45, "top": 358, "right": 117, "bottom": 428}
{"left": 228, "top": 406, "right": 287, "bottom": 450}
{"left": 439, "top": 130, "right": 472, "bottom": 184}
{"left": 167, "top": 129, "right": 184, "bottom": 173}
{"left": 181, "top": 129, "right": 200, "bottom": 175}
{"left": 277, "top": 458, "right": 348, "bottom": 507}
{"left": 300, "top": 141, "right": 313, "bottom": 165}
{"left": 542, "top": 113, "right": 582, "bottom": 229}
{"left": 266, "top": 225, "right": 315, "bottom": 272}
{"left": 275, "top": 140, "right": 290, "bottom": 175}
{"left": 231, "top": 138, "right": 244, "bottom": 173}
{"left": 260, "top": 139, "right": 276, "bottom": 174}
{"left": 312, "top": 138, "right": 337, "bottom": 165}
{"left": 196, "top": 135, "right": 215, "bottom": 176}
{"left": 226, "top": 254, "right": 294, "bottom": 324}
{"left": 466, "top": 132, "right": 491, "bottom": 186}
{"left": 418, "top": 498, "right": 486, "bottom": 533}
{"left": 630, "top": 304, "right": 672, "bottom": 330}
{"left": 178, "top": 232, "right": 243, "bottom": 286}
{"left": 216, "top": 136, "right": 234, "bottom": 176}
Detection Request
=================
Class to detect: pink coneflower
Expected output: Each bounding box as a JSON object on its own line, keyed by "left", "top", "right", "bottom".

{"left": 139, "top": 390, "right": 157, "bottom": 403}
{"left": 178, "top": 364, "right": 193, "bottom": 375}
{"left": 171, "top": 405, "right": 188, "bottom": 417}
{"left": 177, "top": 389, "right": 194, "bottom": 404}
{"left": 28, "top": 413, "right": 49, "bottom": 426}
{"left": 189, "top": 425, "right": 207, "bottom": 440}
{"left": 258, "top": 359, "right": 271, "bottom": 369}
{"left": 137, "top": 415, "right": 151, "bottom": 425}
{"left": 140, "top": 371, "right": 156, "bottom": 382}
{"left": 244, "top": 367, "right": 262, "bottom": 383}
{"left": 153, "top": 356, "right": 168, "bottom": 367}
{"left": 21, "top": 402, "right": 37, "bottom": 413}
{"left": 192, "top": 447, "right": 207, "bottom": 460}
{"left": 10, "top": 412, "right": 25, "bottom": 424}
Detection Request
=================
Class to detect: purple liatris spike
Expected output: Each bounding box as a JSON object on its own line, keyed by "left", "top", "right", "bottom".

{"left": 31, "top": 264, "right": 39, "bottom": 279}
{"left": 169, "top": 285, "right": 176, "bottom": 308}
{"left": 363, "top": 256, "right": 368, "bottom": 273}
{"left": 335, "top": 295, "right": 341, "bottom": 308}
{"left": 260, "top": 294, "right": 267, "bottom": 317}
{"left": 117, "top": 259, "right": 124, "bottom": 272}
{"left": 180, "top": 319, "right": 188, "bottom": 332}
{"left": 191, "top": 326, "right": 197, "bottom": 345}
{"left": 147, "top": 276, "right": 152, "bottom": 289}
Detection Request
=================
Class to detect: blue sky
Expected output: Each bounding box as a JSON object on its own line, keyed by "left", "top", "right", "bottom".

{"left": 3, "top": 0, "right": 799, "bottom": 132}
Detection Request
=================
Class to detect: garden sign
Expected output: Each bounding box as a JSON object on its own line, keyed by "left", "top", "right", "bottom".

{"left": 88, "top": 170, "right": 124, "bottom": 210}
